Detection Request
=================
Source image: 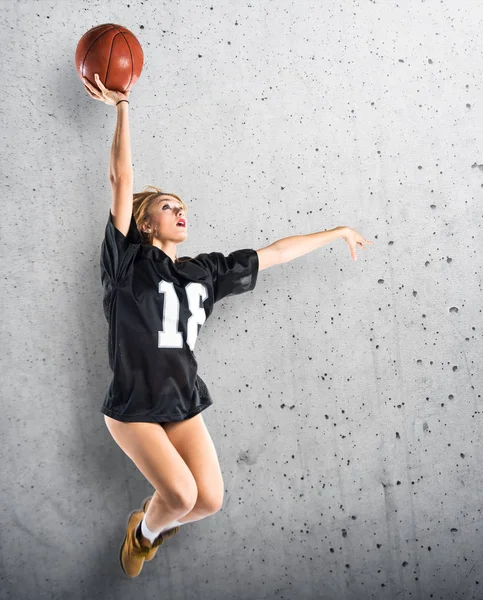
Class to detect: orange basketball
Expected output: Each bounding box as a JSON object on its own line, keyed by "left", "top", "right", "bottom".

{"left": 75, "top": 23, "right": 144, "bottom": 93}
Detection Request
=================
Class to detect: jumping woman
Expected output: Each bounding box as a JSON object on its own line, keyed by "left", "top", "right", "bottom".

{"left": 82, "top": 73, "right": 373, "bottom": 578}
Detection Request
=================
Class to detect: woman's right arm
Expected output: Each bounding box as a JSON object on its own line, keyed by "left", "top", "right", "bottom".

{"left": 109, "top": 102, "right": 134, "bottom": 236}
{"left": 82, "top": 74, "right": 133, "bottom": 236}
{"left": 109, "top": 101, "right": 133, "bottom": 182}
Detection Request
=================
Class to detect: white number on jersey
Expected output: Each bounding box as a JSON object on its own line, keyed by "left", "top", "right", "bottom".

{"left": 157, "top": 280, "right": 208, "bottom": 351}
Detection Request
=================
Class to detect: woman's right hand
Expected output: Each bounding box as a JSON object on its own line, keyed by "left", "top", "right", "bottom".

{"left": 83, "top": 73, "right": 130, "bottom": 106}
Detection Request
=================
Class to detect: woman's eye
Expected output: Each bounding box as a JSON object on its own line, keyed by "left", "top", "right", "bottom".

{"left": 163, "top": 205, "right": 170, "bottom": 210}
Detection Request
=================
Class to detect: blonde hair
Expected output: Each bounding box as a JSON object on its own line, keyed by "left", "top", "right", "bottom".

{"left": 132, "top": 185, "right": 189, "bottom": 263}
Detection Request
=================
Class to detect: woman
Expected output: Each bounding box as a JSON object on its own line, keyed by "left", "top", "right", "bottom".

{"left": 83, "top": 73, "right": 373, "bottom": 578}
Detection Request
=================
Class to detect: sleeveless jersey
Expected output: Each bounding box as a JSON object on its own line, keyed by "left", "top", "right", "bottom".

{"left": 99, "top": 210, "right": 259, "bottom": 423}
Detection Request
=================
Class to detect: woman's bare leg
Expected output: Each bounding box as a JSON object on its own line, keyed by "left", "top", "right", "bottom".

{"left": 104, "top": 415, "right": 198, "bottom": 541}
{"left": 161, "top": 413, "right": 224, "bottom": 524}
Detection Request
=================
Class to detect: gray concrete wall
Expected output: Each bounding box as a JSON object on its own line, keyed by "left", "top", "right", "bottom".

{"left": 2, "top": 0, "right": 482, "bottom": 599}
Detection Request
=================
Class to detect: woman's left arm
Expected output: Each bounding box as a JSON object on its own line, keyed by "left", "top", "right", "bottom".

{"left": 258, "top": 226, "right": 373, "bottom": 270}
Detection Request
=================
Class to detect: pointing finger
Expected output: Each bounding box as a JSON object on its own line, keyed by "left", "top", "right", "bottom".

{"left": 84, "top": 83, "right": 100, "bottom": 99}
{"left": 94, "top": 73, "right": 105, "bottom": 89}
{"left": 83, "top": 79, "right": 101, "bottom": 99}
{"left": 83, "top": 77, "right": 94, "bottom": 90}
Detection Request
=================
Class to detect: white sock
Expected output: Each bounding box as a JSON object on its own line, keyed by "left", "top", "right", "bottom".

{"left": 139, "top": 516, "right": 183, "bottom": 543}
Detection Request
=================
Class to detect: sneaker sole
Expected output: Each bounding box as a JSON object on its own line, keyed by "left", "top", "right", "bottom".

{"left": 119, "top": 509, "right": 144, "bottom": 578}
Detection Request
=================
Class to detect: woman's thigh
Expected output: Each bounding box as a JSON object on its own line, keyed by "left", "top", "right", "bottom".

{"left": 104, "top": 415, "right": 197, "bottom": 508}
{"left": 162, "top": 413, "right": 224, "bottom": 512}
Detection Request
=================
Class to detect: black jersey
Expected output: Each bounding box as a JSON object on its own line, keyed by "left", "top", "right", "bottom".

{"left": 99, "top": 210, "right": 259, "bottom": 423}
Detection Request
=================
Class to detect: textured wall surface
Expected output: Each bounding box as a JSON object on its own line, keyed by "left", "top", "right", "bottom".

{"left": 2, "top": 0, "right": 482, "bottom": 599}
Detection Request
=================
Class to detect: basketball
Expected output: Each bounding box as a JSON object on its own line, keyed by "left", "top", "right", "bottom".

{"left": 75, "top": 23, "right": 144, "bottom": 93}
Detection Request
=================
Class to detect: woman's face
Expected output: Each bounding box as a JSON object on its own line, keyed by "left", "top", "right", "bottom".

{"left": 147, "top": 195, "right": 187, "bottom": 242}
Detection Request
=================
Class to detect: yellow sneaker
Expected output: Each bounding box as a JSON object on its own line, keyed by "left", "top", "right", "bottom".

{"left": 119, "top": 509, "right": 165, "bottom": 578}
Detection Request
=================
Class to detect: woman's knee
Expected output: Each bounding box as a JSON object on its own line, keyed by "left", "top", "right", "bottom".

{"left": 159, "top": 481, "right": 198, "bottom": 514}
{"left": 196, "top": 488, "right": 224, "bottom": 515}
{"left": 103, "top": 417, "right": 198, "bottom": 511}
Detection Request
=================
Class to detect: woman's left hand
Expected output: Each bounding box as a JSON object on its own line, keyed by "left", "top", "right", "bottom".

{"left": 340, "top": 227, "right": 374, "bottom": 261}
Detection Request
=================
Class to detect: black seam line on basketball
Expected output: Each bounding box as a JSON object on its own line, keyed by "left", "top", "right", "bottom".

{"left": 117, "top": 31, "right": 135, "bottom": 90}
{"left": 105, "top": 32, "right": 122, "bottom": 89}
{"left": 81, "top": 26, "right": 116, "bottom": 78}
{"left": 110, "top": 25, "right": 134, "bottom": 91}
